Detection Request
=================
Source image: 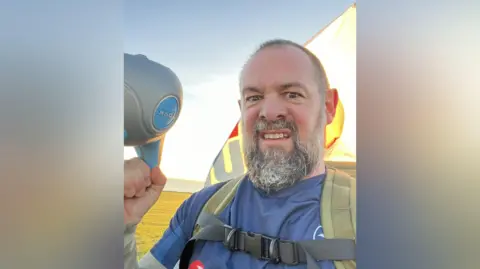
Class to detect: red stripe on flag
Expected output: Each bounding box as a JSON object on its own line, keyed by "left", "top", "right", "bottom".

{"left": 228, "top": 122, "right": 239, "bottom": 139}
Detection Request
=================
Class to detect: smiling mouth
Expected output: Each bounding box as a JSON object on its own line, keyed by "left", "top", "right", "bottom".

{"left": 259, "top": 130, "right": 292, "bottom": 140}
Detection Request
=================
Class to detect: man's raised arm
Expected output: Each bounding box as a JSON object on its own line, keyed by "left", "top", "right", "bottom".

{"left": 124, "top": 158, "right": 168, "bottom": 269}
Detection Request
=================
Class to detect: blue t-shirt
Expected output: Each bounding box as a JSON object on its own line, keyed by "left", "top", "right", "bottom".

{"left": 150, "top": 173, "right": 335, "bottom": 269}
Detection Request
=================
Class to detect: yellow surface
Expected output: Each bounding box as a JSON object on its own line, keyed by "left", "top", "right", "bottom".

{"left": 135, "top": 191, "right": 192, "bottom": 259}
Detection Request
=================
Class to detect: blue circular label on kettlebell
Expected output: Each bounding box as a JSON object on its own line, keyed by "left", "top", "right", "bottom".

{"left": 153, "top": 96, "right": 179, "bottom": 130}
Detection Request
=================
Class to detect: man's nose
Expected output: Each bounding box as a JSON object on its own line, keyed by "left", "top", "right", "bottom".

{"left": 259, "top": 95, "right": 287, "bottom": 121}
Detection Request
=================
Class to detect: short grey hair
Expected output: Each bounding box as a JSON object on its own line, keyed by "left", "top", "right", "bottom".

{"left": 241, "top": 39, "right": 330, "bottom": 97}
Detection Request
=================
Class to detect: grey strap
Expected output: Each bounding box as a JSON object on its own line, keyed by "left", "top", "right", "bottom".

{"left": 300, "top": 247, "right": 320, "bottom": 269}
{"left": 196, "top": 212, "right": 225, "bottom": 227}
{"left": 299, "top": 239, "right": 356, "bottom": 260}
{"left": 191, "top": 223, "right": 225, "bottom": 242}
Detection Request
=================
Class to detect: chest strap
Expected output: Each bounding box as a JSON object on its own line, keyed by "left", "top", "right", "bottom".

{"left": 179, "top": 212, "right": 355, "bottom": 269}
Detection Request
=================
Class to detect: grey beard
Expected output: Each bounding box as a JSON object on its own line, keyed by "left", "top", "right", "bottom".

{"left": 244, "top": 119, "right": 321, "bottom": 194}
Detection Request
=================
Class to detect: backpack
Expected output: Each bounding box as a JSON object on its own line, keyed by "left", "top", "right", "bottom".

{"left": 179, "top": 167, "right": 356, "bottom": 269}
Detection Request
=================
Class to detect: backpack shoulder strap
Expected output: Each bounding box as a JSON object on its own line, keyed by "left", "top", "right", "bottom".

{"left": 192, "top": 175, "right": 245, "bottom": 236}
{"left": 180, "top": 172, "right": 355, "bottom": 269}
{"left": 321, "top": 167, "right": 357, "bottom": 269}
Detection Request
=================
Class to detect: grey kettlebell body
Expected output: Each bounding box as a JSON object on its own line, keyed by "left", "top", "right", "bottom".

{"left": 124, "top": 53, "right": 183, "bottom": 168}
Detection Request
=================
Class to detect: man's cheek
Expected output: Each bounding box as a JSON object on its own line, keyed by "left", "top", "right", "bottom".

{"left": 243, "top": 117, "right": 256, "bottom": 134}
{"left": 295, "top": 125, "right": 311, "bottom": 143}
{"left": 241, "top": 122, "right": 255, "bottom": 144}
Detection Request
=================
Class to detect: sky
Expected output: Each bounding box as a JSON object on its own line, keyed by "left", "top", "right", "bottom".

{"left": 124, "top": 0, "right": 355, "bottom": 181}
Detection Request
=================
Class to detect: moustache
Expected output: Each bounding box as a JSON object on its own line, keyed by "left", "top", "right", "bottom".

{"left": 253, "top": 119, "right": 297, "bottom": 136}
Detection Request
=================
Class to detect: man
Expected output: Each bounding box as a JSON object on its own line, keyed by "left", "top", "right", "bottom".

{"left": 125, "top": 39, "right": 354, "bottom": 269}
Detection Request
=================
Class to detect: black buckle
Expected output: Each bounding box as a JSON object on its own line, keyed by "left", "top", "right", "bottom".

{"left": 280, "top": 240, "right": 299, "bottom": 265}
{"left": 268, "top": 238, "right": 280, "bottom": 263}
{"left": 243, "top": 232, "right": 280, "bottom": 263}
{"left": 223, "top": 227, "right": 238, "bottom": 250}
{"left": 243, "top": 232, "right": 263, "bottom": 260}
{"left": 223, "top": 227, "right": 281, "bottom": 263}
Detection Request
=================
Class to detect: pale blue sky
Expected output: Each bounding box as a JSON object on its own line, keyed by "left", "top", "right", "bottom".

{"left": 124, "top": 1, "right": 355, "bottom": 181}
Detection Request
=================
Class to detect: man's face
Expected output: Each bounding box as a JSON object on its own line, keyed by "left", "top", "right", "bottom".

{"left": 239, "top": 45, "right": 326, "bottom": 193}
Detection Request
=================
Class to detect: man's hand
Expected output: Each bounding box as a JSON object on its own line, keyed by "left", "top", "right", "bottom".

{"left": 124, "top": 157, "right": 167, "bottom": 227}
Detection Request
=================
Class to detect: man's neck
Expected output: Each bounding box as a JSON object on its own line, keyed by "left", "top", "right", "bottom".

{"left": 303, "top": 160, "right": 326, "bottom": 179}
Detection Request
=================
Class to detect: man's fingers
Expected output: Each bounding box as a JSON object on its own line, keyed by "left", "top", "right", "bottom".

{"left": 149, "top": 167, "right": 167, "bottom": 192}
{"left": 135, "top": 187, "right": 146, "bottom": 197}
{"left": 124, "top": 158, "right": 169, "bottom": 226}
{"left": 135, "top": 158, "right": 151, "bottom": 177}
{"left": 144, "top": 175, "right": 152, "bottom": 188}
{"left": 124, "top": 157, "right": 156, "bottom": 195}
{"left": 124, "top": 185, "right": 136, "bottom": 198}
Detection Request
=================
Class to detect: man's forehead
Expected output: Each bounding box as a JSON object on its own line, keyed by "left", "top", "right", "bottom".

{"left": 241, "top": 46, "right": 315, "bottom": 87}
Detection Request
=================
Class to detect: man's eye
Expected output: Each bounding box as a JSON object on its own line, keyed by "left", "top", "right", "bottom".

{"left": 286, "top": 92, "right": 302, "bottom": 99}
{"left": 246, "top": 95, "right": 262, "bottom": 102}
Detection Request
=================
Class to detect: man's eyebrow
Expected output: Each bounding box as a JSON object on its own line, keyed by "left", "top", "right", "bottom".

{"left": 241, "top": 87, "right": 263, "bottom": 95}
{"left": 241, "top": 82, "right": 307, "bottom": 95}
{"left": 279, "top": 82, "right": 308, "bottom": 91}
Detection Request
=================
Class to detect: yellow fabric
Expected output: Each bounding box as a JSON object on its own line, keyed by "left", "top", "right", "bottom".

{"left": 326, "top": 99, "right": 345, "bottom": 149}
{"left": 307, "top": 5, "right": 356, "bottom": 162}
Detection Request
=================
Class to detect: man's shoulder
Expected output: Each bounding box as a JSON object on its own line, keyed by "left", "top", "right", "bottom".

{"left": 149, "top": 181, "right": 231, "bottom": 267}
{"left": 180, "top": 181, "right": 229, "bottom": 214}
{"left": 192, "top": 181, "right": 228, "bottom": 200}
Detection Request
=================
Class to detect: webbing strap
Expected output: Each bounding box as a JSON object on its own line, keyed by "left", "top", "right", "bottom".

{"left": 191, "top": 177, "right": 244, "bottom": 237}
{"left": 180, "top": 212, "right": 355, "bottom": 269}
{"left": 298, "top": 239, "right": 355, "bottom": 260}
{"left": 196, "top": 211, "right": 225, "bottom": 227}
{"left": 179, "top": 222, "right": 226, "bottom": 269}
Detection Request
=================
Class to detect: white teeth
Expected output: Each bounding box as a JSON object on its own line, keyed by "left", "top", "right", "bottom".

{"left": 263, "top": 133, "right": 287, "bottom": 139}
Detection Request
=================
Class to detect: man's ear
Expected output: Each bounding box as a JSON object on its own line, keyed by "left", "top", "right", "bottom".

{"left": 325, "top": 88, "right": 339, "bottom": 125}
{"left": 237, "top": 99, "right": 241, "bottom": 110}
